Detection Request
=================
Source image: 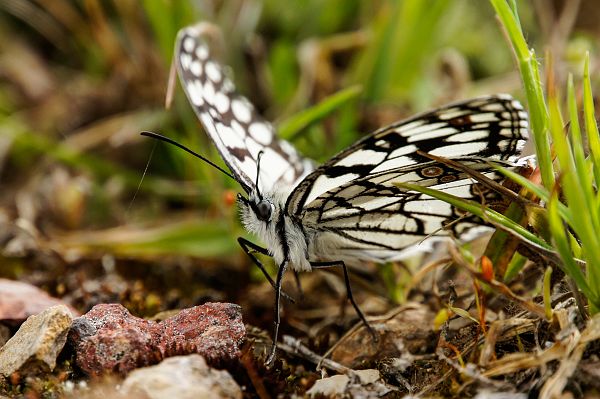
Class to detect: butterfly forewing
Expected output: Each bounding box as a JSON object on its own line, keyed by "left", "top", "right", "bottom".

{"left": 286, "top": 95, "right": 528, "bottom": 215}
{"left": 176, "top": 25, "right": 313, "bottom": 194}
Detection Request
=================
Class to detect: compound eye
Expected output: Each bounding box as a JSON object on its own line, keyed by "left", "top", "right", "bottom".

{"left": 256, "top": 200, "right": 273, "bottom": 222}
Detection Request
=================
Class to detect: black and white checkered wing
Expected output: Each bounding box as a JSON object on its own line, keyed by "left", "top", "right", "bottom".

{"left": 300, "top": 159, "right": 511, "bottom": 261}
{"left": 287, "top": 95, "right": 528, "bottom": 213}
{"left": 286, "top": 95, "right": 529, "bottom": 259}
{"left": 176, "top": 25, "right": 313, "bottom": 194}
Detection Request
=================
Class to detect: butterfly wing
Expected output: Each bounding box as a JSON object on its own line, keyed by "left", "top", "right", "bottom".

{"left": 300, "top": 158, "right": 513, "bottom": 262}
{"left": 176, "top": 25, "right": 314, "bottom": 194}
{"left": 287, "top": 95, "right": 528, "bottom": 214}
{"left": 286, "top": 95, "right": 529, "bottom": 260}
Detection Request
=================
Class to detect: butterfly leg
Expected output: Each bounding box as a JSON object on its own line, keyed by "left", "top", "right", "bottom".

{"left": 266, "top": 259, "right": 289, "bottom": 365}
{"left": 292, "top": 271, "right": 304, "bottom": 300}
{"left": 238, "top": 237, "right": 295, "bottom": 303}
{"left": 310, "top": 260, "right": 377, "bottom": 339}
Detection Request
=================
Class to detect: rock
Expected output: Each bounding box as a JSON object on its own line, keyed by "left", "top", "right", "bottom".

{"left": 0, "top": 278, "right": 79, "bottom": 325}
{"left": 0, "top": 305, "right": 73, "bottom": 376}
{"left": 68, "top": 302, "right": 245, "bottom": 376}
{"left": 306, "top": 369, "right": 392, "bottom": 398}
{"left": 68, "top": 304, "right": 158, "bottom": 376}
{"left": 121, "top": 355, "right": 242, "bottom": 399}
{"left": 158, "top": 303, "right": 245, "bottom": 365}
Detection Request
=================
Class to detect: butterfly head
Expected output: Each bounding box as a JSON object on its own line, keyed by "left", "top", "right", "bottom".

{"left": 237, "top": 151, "right": 275, "bottom": 222}
{"left": 238, "top": 192, "right": 275, "bottom": 222}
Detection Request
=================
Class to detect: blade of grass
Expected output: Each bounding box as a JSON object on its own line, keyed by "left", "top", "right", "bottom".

{"left": 56, "top": 219, "right": 237, "bottom": 258}
{"left": 581, "top": 55, "right": 600, "bottom": 303}
{"left": 489, "top": 0, "right": 554, "bottom": 189}
{"left": 278, "top": 85, "right": 363, "bottom": 140}
{"left": 543, "top": 266, "right": 553, "bottom": 320}
{"left": 547, "top": 189, "right": 597, "bottom": 307}
{"left": 583, "top": 54, "right": 600, "bottom": 187}
{"left": 394, "top": 182, "right": 553, "bottom": 252}
{"left": 492, "top": 165, "right": 571, "bottom": 221}
{"left": 2, "top": 116, "right": 197, "bottom": 199}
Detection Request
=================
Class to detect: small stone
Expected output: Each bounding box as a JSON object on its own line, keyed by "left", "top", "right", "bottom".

{"left": 0, "top": 279, "right": 78, "bottom": 325}
{"left": 307, "top": 374, "right": 349, "bottom": 397}
{"left": 68, "top": 302, "right": 245, "bottom": 376}
{"left": 158, "top": 302, "right": 245, "bottom": 365}
{"left": 307, "top": 369, "right": 391, "bottom": 398}
{"left": 67, "top": 303, "right": 157, "bottom": 376}
{"left": 121, "top": 355, "right": 242, "bottom": 399}
{"left": 0, "top": 305, "right": 73, "bottom": 376}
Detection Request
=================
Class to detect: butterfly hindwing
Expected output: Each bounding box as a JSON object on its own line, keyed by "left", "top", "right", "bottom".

{"left": 299, "top": 158, "right": 508, "bottom": 259}
{"left": 176, "top": 25, "right": 313, "bottom": 193}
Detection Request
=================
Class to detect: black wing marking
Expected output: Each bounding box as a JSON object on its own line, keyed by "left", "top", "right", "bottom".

{"left": 176, "top": 24, "right": 313, "bottom": 194}
{"left": 300, "top": 158, "right": 511, "bottom": 259}
{"left": 286, "top": 95, "right": 528, "bottom": 215}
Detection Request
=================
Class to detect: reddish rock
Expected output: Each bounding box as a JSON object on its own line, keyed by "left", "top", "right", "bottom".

{"left": 158, "top": 304, "right": 246, "bottom": 365}
{"left": 67, "top": 303, "right": 245, "bottom": 376}
{"left": 0, "top": 278, "right": 79, "bottom": 325}
{"left": 68, "top": 304, "right": 158, "bottom": 376}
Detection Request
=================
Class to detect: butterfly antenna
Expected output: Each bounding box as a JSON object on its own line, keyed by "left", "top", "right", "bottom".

{"left": 140, "top": 131, "right": 235, "bottom": 181}
{"left": 255, "top": 151, "right": 264, "bottom": 198}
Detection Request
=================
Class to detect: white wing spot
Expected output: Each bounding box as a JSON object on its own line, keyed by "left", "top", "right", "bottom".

{"left": 190, "top": 60, "right": 202, "bottom": 77}
{"left": 358, "top": 196, "right": 399, "bottom": 211}
{"left": 406, "top": 127, "right": 457, "bottom": 142}
{"left": 389, "top": 144, "right": 418, "bottom": 158}
{"left": 249, "top": 122, "right": 272, "bottom": 145}
{"left": 196, "top": 44, "right": 209, "bottom": 60}
{"left": 180, "top": 53, "right": 192, "bottom": 70}
{"left": 305, "top": 174, "right": 359, "bottom": 205}
{"left": 371, "top": 156, "right": 415, "bottom": 173}
{"left": 214, "top": 92, "right": 230, "bottom": 114}
{"left": 187, "top": 80, "right": 204, "bottom": 106}
{"left": 446, "top": 130, "right": 490, "bottom": 142}
{"left": 429, "top": 142, "right": 488, "bottom": 157}
{"left": 232, "top": 98, "right": 252, "bottom": 123}
{"left": 222, "top": 77, "right": 235, "bottom": 93}
{"left": 203, "top": 80, "right": 215, "bottom": 105}
{"left": 245, "top": 136, "right": 263, "bottom": 159}
{"left": 400, "top": 122, "right": 446, "bottom": 136}
{"left": 335, "top": 149, "right": 387, "bottom": 167}
{"left": 231, "top": 120, "right": 248, "bottom": 140}
{"left": 218, "top": 124, "right": 245, "bottom": 150}
{"left": 183, "top": 37, "right": 195, "bottom": 53}
{"left": 200, "top": 113, "right": 218, "bottom": 137}
{"left": 470, "top": 113, "right": 499, "bottom": 123}
{"left": 279, "top": 140, "right": 297, "bottom": 157}
{"left": 205, "top": 61, "right": 222, "bottom": 83}
{"left": 437, "top": 108, "right": 469, "bottom": 120}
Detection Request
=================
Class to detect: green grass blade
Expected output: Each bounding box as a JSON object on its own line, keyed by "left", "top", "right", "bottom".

{"left": 547, "top": 190, "right": 597, "bottom": 306}
{"left": 394, "top": 182, "right": 553, "bottom": 251}
{"left": 567, "top": 74, "right": 598, "bottom": 227}
{"left": 583, "top": 54, "right": 600, "bottom": 187}
{"left": 491, "top": 164, "right": 572, "bottom": 221}
{"left": 489, "top": 0, "right": 554, "bottom": 189}
{"left": 278, "top": 85, "right": 363, "bottom": 140}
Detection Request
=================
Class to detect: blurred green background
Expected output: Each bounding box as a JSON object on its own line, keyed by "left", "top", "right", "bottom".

{"left": 0, "top": 0, "right": 597, "bottom": 287}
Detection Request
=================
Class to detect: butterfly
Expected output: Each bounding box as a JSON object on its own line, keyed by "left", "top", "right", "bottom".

{"left": 154, "top": 23, "right": 529, "bottom": 363}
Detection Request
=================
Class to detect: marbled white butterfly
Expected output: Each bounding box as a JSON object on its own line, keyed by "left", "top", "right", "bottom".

{"left": 157, "top": 23, "right": 529, "bottom": 363}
